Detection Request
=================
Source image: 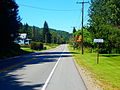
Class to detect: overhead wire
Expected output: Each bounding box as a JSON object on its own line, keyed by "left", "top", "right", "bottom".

{"left": 19, "top": 4, "right": 80, "bottom": 12}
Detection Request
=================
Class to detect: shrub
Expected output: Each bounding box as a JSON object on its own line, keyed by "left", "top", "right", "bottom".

{"left": 20, "top": 44, "right": 30, "bottom": 48}
{"left": 30, "top": 41, "right": 43, "bottom": 50}
{"left": 44, "top": 47, "right": 47, "bottom": 50}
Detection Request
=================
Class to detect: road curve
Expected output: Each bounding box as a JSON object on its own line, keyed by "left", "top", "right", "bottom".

{"left": 0, "top": 44, "right": 87, "bottom": 90}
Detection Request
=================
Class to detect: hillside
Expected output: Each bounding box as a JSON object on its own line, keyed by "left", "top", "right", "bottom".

{"left": 19, "top": 24, "right": 70, "bottom": 44}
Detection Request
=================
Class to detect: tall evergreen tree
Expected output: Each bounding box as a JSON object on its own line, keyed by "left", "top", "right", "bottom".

{"left": 24, "top": 23, "right": 29, "bottom": 34}
{"left": 32, "top": 26, "right": 36, "bottom": 41}
{"left": 42, "top": 21, "right": 51, "bottom": 43}
{"left": 0, "top": 0, "right": 20, "bottom": 49}
{"left": 73, "top": 27, "right": 76, "bottom": 33}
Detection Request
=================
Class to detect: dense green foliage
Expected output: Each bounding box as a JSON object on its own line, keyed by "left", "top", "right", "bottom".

{"left": 70, "top": 28, "right": 93, "bottom": 49}
{"left": 88, "top": 0, "right": 120, "bottom": 53}
{"left": 30, "top": 41, "right": 43, "bottom": 50}
{"left": 0, "top": 0, "right": 20, "bottom": 49}
{"left": 0, "top": 0, "right": 70, "bottom": 58}
{"left": 70, "top": 0, "right": 120, "bottom": 54}
{"left": 42, "top": 21, "right": 52, "bottom": 43}
{"left": 0, "top": 0, "right": 22, "bottom": 58}
{"left": 73, "top": 27, "right": 76, "bottom": 33}
{"left": 19, "top": 23, "right": 70, "bottom": 44}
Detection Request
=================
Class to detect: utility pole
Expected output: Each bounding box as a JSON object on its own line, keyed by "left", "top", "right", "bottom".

{"left": 76, "top": 0, "right": 89, "bottom": 54}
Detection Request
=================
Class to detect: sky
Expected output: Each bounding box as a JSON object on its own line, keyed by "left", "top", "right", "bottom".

{"left": 16, "top": 0, "right": 90, "bottom": 33}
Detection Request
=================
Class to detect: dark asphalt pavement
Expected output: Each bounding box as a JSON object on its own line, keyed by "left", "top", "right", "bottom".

{"left": 0, "top": 44, "right": 87, "bottom": 90}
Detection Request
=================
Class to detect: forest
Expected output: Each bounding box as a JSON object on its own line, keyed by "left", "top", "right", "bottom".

{"left": 0, "top": 0, "right": 70, "bottom": 58}
{"left": 70, "top": 0, "right": 120, "bottom": 54}
{"left": 19, "top": 22, "right": 70, "bottom": 44}
{"left": 1, "top": 0, "right": 120, "bottom": 58}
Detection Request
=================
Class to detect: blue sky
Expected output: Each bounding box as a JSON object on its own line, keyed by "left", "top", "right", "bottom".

{"left": 16, "top": 0, "right": 90, "bottom": 33}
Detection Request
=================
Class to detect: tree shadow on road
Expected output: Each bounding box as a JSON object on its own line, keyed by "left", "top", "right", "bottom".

{"left": 34, "top": 51, "right": 79, "bottom": 55}
{"left": 0, "top": 51, "right": 75, "bottom": 90}
{"left": 0, "top": 72, "right": 44, "bottom": 90}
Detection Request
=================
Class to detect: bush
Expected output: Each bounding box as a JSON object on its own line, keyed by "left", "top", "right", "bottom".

{"left": 30, "top": 41, "right": 43, "bottom": 50}
{"left": 20, "top": 44, "right": 30, "bottom": 48}
{"left": 44, "top": 47, "right": 47, "bottom": 50}
{"left": 0, "top": 43, "right": 30, "bottom": 59}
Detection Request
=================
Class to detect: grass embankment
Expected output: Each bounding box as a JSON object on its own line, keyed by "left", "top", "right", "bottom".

{"left": 69, "top": 45, "right": 120, "bottom": 90}
{"left": 0, "top": 48, "right": 30, "bottom": 59}
{"left": 21, "top": 43, "right": 59, "bottom": 52}
{"left": 0, "top": 44, "right": 59, "bottom": 59}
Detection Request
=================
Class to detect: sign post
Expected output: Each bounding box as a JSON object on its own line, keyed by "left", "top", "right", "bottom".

{"left": 97, "top": 43, "right": 100, "bottom": 64}
{"left": 94, "top": 39, "right": 104, "bottom": 64}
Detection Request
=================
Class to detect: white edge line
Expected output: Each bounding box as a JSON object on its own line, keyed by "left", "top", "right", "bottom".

{"left": 41, "top": 47, "right": 65, "bottom": 90}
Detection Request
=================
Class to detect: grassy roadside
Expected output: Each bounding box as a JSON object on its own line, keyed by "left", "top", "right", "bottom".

{"left": 21, "top": 43, "right": 59, "bottom": 52}
{"left": 68, "top": 45, "right": 120, "bottom": 90}
{"left": 0, "top": 48, "right": 30, "bottom": 59}
{"left": 0, "top": 44, "right": 59, "bottom": 59}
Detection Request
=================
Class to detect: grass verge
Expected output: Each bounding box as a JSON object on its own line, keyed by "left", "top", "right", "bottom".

{"left": 68, "top": 45, "right": 120, "bottom": 90}
{"left": 0, "top": 44, "right": 59, "bottom": 59}
{"left": 21, "top": 43, "right": 59, "bottom": 52}
{"left": 0, "top": 48, "right": 30, "bottom": 59}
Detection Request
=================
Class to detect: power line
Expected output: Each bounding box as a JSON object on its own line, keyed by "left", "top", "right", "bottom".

{"left": 19, "top": 4, "right": 80, "bottom": 12}
{"left": 76, "top": 1, "right": 89, "bottom": 55}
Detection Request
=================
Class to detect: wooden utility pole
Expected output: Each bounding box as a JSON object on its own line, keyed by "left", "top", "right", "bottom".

{"left": 76, "top": 0, "right": 89, "bottom": 54}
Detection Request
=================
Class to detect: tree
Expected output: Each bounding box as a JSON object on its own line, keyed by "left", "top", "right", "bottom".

{"left": 19, "top": 23, "right": 70, "bottom": 44}
{"left": 42, "top": 21, "right": 51, "bottom": 43}
{"left": 0, "top": 0, "right": 20, "bottom": 50}
{"left": 24, "top": 23, "right": 29, "bottom": 34}
{"left": 32, "top": 26, "right": 36, "bottom": 41}
{"left": 73, "top": 27, "right": 76, "bottom": 33}
{"left": 88, "top": 0, "right": 120, "bottom": 53}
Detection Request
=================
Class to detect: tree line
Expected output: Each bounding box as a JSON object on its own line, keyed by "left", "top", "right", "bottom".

{"left": 0, "top": 0, "right": 25, "bottom": 58}
{"left": 19, "top": 21, "right": 70, "bottom": 44}
{"left": 0, "top": 0, "right": 70, "bottom": 58}
{"left": 71, "top": 0, "right": 120, "bottom": 54}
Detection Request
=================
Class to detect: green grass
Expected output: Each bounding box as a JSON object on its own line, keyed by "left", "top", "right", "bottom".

{"left": 20, "top": 45, "right": 39, "bottom": 52}
{"left": 21, "top": 44, "right": 59, "bottom": 52}
{"left": 44, "top": 44, "right": 59, "bottom": 50}
{"left": 69, "top": 45, "right": 120, "bottom": 90}
{"left": 21, "top": 47, "right": 37, "bottom": 52}
{"left": 0, "top": 44, "right": 59, "bottom": 59}
{"left": 0, "top": 48, "right": 30, "bottom": 59}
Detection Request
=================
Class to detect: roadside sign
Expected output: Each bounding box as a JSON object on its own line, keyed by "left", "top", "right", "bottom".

{"left": 94, "top": 39, "right": 104, "bottom": 43}
{"left": 94, "top": 39, "right": 104, "bottom": 64}
{"left": 76, "top": 35, "right": 82, "bottom": 42}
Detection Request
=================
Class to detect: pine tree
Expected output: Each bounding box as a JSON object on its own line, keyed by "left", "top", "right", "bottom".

{"left": 42, "top": 21, "right": 51, "bottom": 43}
{"left": 0, "top": 0, "right": 20, "bottom": 49}
{"left": 32, "top": 26, "right": 36, "bottom": 41}
{"left": 73, "top": 27, "right": 76, "bottom": 33}
{"left": 24, "top": 23, "right": 29, "bottom": 34}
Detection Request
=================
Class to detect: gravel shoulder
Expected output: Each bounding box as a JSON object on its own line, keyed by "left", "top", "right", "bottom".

{"left": 73, "top": 58, "right": 103, "bottom": 90}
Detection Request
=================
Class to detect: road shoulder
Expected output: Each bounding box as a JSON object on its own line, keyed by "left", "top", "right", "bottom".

{"left": 73, "top": 57, "right": 103, "bottom": 90}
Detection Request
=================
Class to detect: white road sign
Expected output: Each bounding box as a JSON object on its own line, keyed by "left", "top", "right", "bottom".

{"left": 94, "top": 39, "right": 104, "bottom": 43}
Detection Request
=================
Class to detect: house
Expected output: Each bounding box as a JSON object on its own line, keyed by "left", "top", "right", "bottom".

{"left": 15, "top": 33, "right": 31, "bottom": 45}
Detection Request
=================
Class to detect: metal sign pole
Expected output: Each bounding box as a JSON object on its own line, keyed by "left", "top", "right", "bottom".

{"left": 94, "top": 39, "right": 104, "bottom": 64}
{"left": 97, "top": 43, "right": 100, "bottom": 64}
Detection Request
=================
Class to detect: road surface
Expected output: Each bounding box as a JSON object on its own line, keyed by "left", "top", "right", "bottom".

{"left": 0, "top": 44, "right": 87, "bottom": 90}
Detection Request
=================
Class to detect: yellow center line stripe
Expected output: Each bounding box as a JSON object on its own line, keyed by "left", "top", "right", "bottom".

{"left": 0, "top": 48, "right": 59, "bottom": 73}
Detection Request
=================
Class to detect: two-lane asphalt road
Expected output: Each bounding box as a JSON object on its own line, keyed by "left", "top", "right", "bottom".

{"left": 0, "top": 44, "right": 87, "bottom": 90}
